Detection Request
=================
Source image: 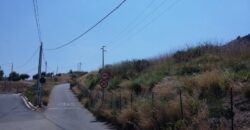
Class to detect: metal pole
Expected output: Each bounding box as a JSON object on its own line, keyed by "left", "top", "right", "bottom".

{"left": 37, "top": 43, "right": 43, "bottom": 107}
{"left": 101, "top": 46, "right": 106, "bottom": 105}
{"left": 230, "top": 87, "right": 234, "bottom": 130}
{"left": 179, "top": 89, "right": 184, "bottom": 120}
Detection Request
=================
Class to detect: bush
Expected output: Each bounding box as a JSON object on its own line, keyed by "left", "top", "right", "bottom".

{"left": 108, "top": 77, "right": 121, "bottom": 90}
{"left": 196, "top": 71, "right": 228, "bottom": 101}
{"left": 86, "top": 74, "right": 99, "bottom": 90}
{"left": 8, "top": 71, "right": 21, "bottom": 81}
{"left": 0, "top": 70, "right": 4, "bottom": 81}
{"left": 23, "top": 86, "right": 37, "bottom": 105}
{"left": 177, "top": 65, "right": 201, "bottom": 75}
{"left": 232, "top": 70, "right": 250, "bottom": 81}
{"left": 173, "top": 44, "right": 220, "bottom": 63}
{"left": 231, "top": 63, "right": 248, "bottom": 72}
{"left": 209, "top": 106, "right": 225, "bottom": 118}
{"left": 101, "top": 59, "right": 150, "bottom": 79}
{"left": 135, "top": 71, "right": 165, "bottom": 90}
{"left": 129, "top": 81, "right": 142, "bottom": 95}
{"left": 245, "top": 88, "right": 250, "bottom": 99}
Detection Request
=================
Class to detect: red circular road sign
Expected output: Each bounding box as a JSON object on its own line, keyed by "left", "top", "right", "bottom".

{"left": 100, "top": 79, "right": 108, "bottom": 88}
{"left": 101, "top": 72, "right": 109, "bottom": 80}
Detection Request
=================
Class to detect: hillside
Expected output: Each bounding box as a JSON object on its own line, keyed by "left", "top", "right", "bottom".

{"left": 70, "top": 34, "right": 250, "bottom": 130}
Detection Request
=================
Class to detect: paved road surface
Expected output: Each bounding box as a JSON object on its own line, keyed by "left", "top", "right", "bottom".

{"left": 0, "top": 84, "right": 112, "bottom": 130}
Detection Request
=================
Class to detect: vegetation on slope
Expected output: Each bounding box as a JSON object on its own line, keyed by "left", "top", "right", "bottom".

{"left": 71, "top": 34, "right": 250, "bottom": 130}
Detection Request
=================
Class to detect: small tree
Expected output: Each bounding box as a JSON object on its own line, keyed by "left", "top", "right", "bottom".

{"left": 0, "top": 69, "right": 4, "bottom": 81}
{"left": 20, "top": 74, "right": 30, "bottom": 80}
{"left": 33, "top": 74, "right": 38, "bottom": 80}
{"left": 8, "top": 71, "right": 21, "bottom": 81}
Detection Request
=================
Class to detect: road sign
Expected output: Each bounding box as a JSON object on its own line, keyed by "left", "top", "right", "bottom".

{"left": 101, "top": 72, "right": 109, "bottom": 80}
{"left": 100, "top": 71, "right": 110, "bottom": 89}
{"left": 100, "top": 79, "right": 108, "bottom": 88}
{"left": 39, "top": 77, "right": 46, "bottom": 84}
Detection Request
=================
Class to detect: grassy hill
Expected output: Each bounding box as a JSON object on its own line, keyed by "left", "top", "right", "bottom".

{"left": 71, "top": 34, "right": 250, "bottom": 130}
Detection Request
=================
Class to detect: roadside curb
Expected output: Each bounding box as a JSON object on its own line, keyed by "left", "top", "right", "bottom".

{"left": 20, "top": 95, "right": 39, "bottom": 111}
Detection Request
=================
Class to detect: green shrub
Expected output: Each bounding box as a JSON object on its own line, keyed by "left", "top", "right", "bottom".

{"left": 86, "top": 74, "right": 100, "bottom": 90}
{"left": 173, "top": 44, "right": 220, "bottom": 63}
{"left": 176, "top": 65, "right": 201, "bottom": 75}
{"left": 108, "top": 77, "right": 121, "bottom": 90}
{"left": 101, "top": 59, "right": 150, "bottom": 79}
{"left": 188, "top": 98, "right": 200, "bottom": 115}
{"left": 135, "top": 71, "right": 165, "bottom": 90}
{"left": 233, "top": 70, "right": 250, "bottom": 81}
{"left": 245, "top": 88, "right": 250, "bottom": 99}
{"left": 209, "top": 106, "right": 225, "bottom": 118}
{"left": 23, "top": 86, "right": 37, "bottom": 105}
{"left": 129, "top": 81, "right": 142, "bottom": 95}
{"left": 231, "top": 63, "right": 248, "bottom": 72}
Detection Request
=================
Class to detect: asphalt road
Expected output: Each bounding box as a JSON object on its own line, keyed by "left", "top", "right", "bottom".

{"left": 0, "top": 84, "right": 112, "bottom": 130}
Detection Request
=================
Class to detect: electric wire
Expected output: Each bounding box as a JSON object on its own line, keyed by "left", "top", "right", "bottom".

{"left": 110, "top": 0, "right": 155, "bottom": 44}
{"left": 45, "top": 0, "right": 127, "bottom": 51}
{"left": 117, "top": 0, "right": 182, "bottom": 45}
{"left": 32, "top": 0, "right": 42, "bottom": 43}
{"left": 16, "top": 47, "right": 40, "bottom": 69}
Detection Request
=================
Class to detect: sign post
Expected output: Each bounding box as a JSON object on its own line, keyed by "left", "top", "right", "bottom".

{"left": 100, "top": 71, "right": 109, "bottom": 105}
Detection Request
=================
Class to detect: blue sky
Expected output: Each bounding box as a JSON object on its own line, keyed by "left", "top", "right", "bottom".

{"left": 0, "top": 0, "right": 250, "bottom": 76}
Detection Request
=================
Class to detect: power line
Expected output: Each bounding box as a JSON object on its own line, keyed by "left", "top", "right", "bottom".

{"left": 117, "top": 0, "right": 182, "bottom": 44}
{"left": 111, "top": 0, "right": 169, "bottom": 45}
{"left": 32, "top": 0, "right": 42, "bottom": 43}
{"left": 110, "top": 0, "right": 156, "bottom": 44}
{"left": 16, "top": 47, "right": 40, "bottom": 69}
{"left": 45, "top": 0, "right": 127, "bottom": 51}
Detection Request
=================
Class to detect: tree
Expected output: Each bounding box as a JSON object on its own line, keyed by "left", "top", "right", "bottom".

{"left": 20, "top": 74, "right": 30, "bottom": 80}
{"left": 0, "top": 69, "right": 4, "bottom": 81}
{"left": 8, "top": 71, "right": 20, "bottom": 81}
{"left": 33, "top": 74, "right": 38, "bottom": 80}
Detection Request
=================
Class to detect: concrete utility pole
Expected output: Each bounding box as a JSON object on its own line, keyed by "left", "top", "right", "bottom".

{"left": 11, "top": 63, "right": 13, "bottom": 72}
{"left": 37, "top": 43, "right": 43, "bottom": 107}
{"left": 79, "top": 62, "right": 82, "bottom": 71}
{"left": 56, "top": 65, "right": 58, "bottom": 75}
{"left": 101, "top": 46, "right": 106, "bottom": 69}
{"left": 45, "top": 61, "right": 47, "bottom": 74}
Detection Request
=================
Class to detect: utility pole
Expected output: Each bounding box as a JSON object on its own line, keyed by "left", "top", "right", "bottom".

{"left": 11, "top": 63, "right": 13, "bottom": 72}
{"left": 45, "top": 61, "right": 47, "bottom": 74}
{"left": 101, "top": 45, "right": 106, "bottom": 105}
{"left": 56, "top": 65, "right": 58, "bottom": 75}
{"left": 101, "top": 46, "right": 106, "bottom": 69}
{"left": 37, "top": 43, "right": 43, "bottom": 107}
{"left": 79, "top": 62, "right": 82, "bottom": 71}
